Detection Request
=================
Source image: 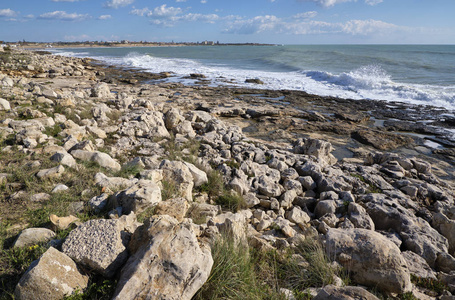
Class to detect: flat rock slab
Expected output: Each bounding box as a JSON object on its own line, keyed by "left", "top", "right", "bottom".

{"left": 62, "top": 219, "right": 128, "bottom": 278}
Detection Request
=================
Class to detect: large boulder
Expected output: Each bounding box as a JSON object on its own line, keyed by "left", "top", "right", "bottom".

{"left": 113, "top": 215, "right": 213, "bottom": 300}
{"left": 115, "top": 179, "right": 162, "bottom": 214}
{"left": 15, "top": 247, "right": 88, "bottom": 300}
{"left": 325, "top": 228, "right": 412, "bottom": 294}
{"left": 62, "top": 219, "right": 128, "bottom": 278}
{"left": 364, "top": 193, "right": 448, "bottom": 267}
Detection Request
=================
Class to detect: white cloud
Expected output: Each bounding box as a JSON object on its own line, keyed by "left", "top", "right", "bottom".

{"left": 150, "top": 4, "right": 182, "bottom": 17}
{"left": 365, "top": 0, "right": 383, "bottom": 5}
{"left": 38, "top": 11, "right": 90, "bottom": 21}
{"left": 180, "top": 13, "right": 219, "bottom": 23}
{"left": 224, "top": 15, "right": 281, "bottom": 34}
{"left": 224, "top": 14, "right": 407, "bottom": 37}
{"left": 130, "top": 5, "right": 219, "bottom": 26}
{"left": 98, "top": 14, "right": 112, "bottom": 20}
{"left": 104, "top": 0, "right": 134, "bottom": 9}
{"left": 293, "top": 11, "right": 318, "bottom": 19}
{"left": 130, "top": 7, "right": 150, "bottom": 17}
{"left": 25, "top": 14, "right": 34, "bottom": 19}
{"left": 176, "top": 0, "right": 187, "bottom": 2}
{"left": 201, "top": 0, "right": 207, "bottom": 3}
{"left": 298, "top": 0, "right": 382, "bottom": 7}
{"left": 0, "top": 8, "right": 18, "bottom": 17}
{"left": 341, "top": 19, "right": 399, "bottom": 35}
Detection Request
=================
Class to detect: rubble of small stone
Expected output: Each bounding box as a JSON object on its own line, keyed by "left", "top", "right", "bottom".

{"left": 1, "top": 48, "right": 455, "bottom": 299}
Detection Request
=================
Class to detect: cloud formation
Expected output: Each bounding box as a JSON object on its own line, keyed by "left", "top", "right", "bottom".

{"left": 98, "top": 14, "right": 112, "bottom": 20}
{"left": 104, "top": 0, "right": 134, "bottom": 9}
{"left": 38, "top": 11, "right": 90, "bottom": 21}
{"left": 224, "top": 14, "right": 405, "bottom": 37}
{"left": 130, "top": 5, "right": 220, "bottom": 26}
{"left": 0, "top": 8, "right": 18, "bottom": 17}
{"left": 299, "top": 0, "right": 383, "bottom": 7}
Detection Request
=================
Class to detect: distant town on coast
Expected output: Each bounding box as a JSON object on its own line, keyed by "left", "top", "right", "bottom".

{"left": 1, "top": 40, "right": 277, "bottom": 49}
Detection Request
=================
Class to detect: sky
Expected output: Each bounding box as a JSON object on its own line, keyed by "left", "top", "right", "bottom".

{"left": 1, "top": 0, "right": 455, "bottom": 44}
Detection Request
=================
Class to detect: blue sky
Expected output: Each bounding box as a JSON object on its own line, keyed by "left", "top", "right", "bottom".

{"left": 1, "top": 0, "right": 454, "bottom": 44}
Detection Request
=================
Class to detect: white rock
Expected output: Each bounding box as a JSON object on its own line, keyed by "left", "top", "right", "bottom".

{"left": 71, "top": 150, "right": 121, "bottom": 171}
{"left": 14, "top": 247, "right": 88, "bottom": 299}
{"left": 113, "top": 215, "right": 213, "bottom": 300}
{"left": 0, "top": 98, "right": 11, "bottom": 110}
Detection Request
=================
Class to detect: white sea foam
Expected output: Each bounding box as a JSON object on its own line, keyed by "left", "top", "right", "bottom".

{"left": 52, "top": 50, "right": 455, "bottom": 110}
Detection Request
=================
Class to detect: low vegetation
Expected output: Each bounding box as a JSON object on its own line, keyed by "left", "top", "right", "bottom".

{"left": 194, "top": 233, "right": 343, "bottom": 300}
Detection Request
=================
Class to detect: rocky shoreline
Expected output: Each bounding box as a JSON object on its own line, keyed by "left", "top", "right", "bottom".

{"left": 1, "top": 47, "right": 455, "bottom": 299}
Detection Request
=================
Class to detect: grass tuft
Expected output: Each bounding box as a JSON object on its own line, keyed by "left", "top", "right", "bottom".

{"left": 193, "top": 234, "right": 284, "bottom": 300}
{"left": 215, "top": 192, "right": 246, "bottom": 213}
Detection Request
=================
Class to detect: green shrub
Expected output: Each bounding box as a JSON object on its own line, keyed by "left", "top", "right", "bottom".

{"left": 197, "top": 169, "right": 224, "bottom": 199}
{"left": 161, "top": 179, "right": 179, "bottom": 201}
{"left": 64, "top": 276, "right": 117, "bottom": 300}
{"left": 193, "top": 235, "right": 284, "bottom": 300}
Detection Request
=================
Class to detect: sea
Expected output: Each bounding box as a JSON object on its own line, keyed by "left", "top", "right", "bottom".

{"left": 51, "top": 44, "right": 455, "bottom": 110}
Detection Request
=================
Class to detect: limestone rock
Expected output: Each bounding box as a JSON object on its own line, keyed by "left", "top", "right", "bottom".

{"left": 184, "top": 162, "right": 208, "bottom": 187}
{"left": 0, "top": 98, "right": 11, "bottom": 110}
{"left": 113, "top": 215, "right": 213, "bottom": 300}
{"left": 348, "top": 202, "right": 375, "bottom": 230}
{"left": 364, "top": 193, "right": 448, "bottom": 267}
{"left": 115, "top": 180, "right": 162, "bottom": 214}
{"left": 14, "top": 247, "right": 88, "bottom": 300}
{"left": 88, "top": 193, "right": 110, "bottom": 212}
{"left": 313, "top": 285, "right": 380, "bottom": 300}
{"left": 325, "top": 228, "right": 412, "bottom": 294}
{"left": 155, "top": 197, "right": 189, "bottom": 222}
{"left": 13, "top": 228, "right": 56, "bottom": 248}
{"left": 402, "top": 251, "right": 436, "bottom": 279}
{"left": 71, "top": 150, "right": 121, "bottom": 171}
{"left": 49, "top": 214, "right": 79, "bottom": 230}
{"left": 293, "top": 137, "right": 337, "bottom": 165}
{"left": 94, "top": 172, "right": 137, "bottom": 189}
{"left": 160, "top": 160, "right": 194, "bottom": 201}
{"left": 286, "top": 206, "right": 311, "bottom": 226}
{"left": 36, "top": 165, "right": 65, "bottom": 179}
{"left": 50, "top": 151, "right": 77, "bottom": 168}
{"left": 91, "top": 82, "right": 111, "bottom": 98}
{"left": 433, "top": 212, "right": 455, "bottom": 255}
{"left": 51, "top": 184, "right": 69, "bottom": 193}
{"left": 62, "top": 219, "right": 128, "bottom": 278}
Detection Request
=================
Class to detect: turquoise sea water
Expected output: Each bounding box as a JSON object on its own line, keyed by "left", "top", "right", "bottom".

{"left": 52, "top": 45, "right": 455, "bottom": 109}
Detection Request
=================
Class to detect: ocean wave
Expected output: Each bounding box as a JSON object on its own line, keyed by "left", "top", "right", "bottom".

{"left": 53, "top": 51, "right": 455, "bottom": 110}
{"left": 50, "top": 50, "right": 90, "bottom": 57}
